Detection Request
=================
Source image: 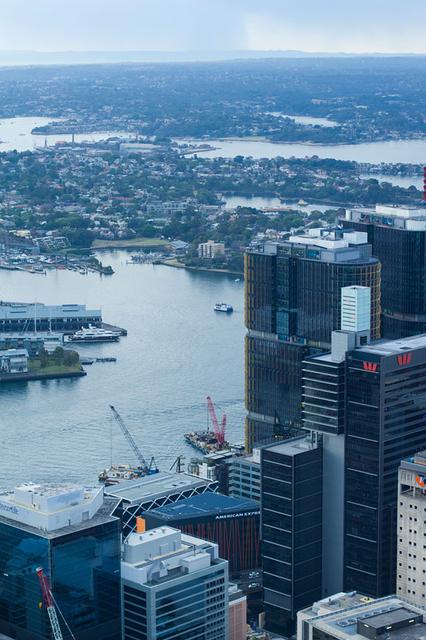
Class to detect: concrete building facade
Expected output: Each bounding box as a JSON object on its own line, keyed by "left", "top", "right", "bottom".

{"left": 121, "top": 526, "right": 229, "bottom": 640}
{"left": 397, "top": 450, "right": 426, "bottom": 607}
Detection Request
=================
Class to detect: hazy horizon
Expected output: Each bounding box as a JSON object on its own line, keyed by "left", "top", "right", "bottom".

{"left": 0, "top": 0, "right": 425, "bottom": 58}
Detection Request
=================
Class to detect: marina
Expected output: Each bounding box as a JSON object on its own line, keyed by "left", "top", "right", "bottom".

{"left": 0, "top": 252, "right": 245, "bottom": 486}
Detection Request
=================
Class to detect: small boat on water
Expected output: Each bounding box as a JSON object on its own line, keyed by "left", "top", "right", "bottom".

{"left": 214, "top": 303, "right": 233, "bottom": 313}
{"left": 67, "top": 325, "right": 121, "bottom": 343}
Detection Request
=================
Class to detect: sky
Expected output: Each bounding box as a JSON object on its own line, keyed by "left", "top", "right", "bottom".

{"left": 0, "top": 0, "right": 425, "bottom": 55}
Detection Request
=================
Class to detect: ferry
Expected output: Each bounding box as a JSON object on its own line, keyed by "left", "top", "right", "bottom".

{"left": 67, "top": 325, "right": 121, "bottom": 343}
{"left": 214, "top": 303, "right": 233, "bottom": 313}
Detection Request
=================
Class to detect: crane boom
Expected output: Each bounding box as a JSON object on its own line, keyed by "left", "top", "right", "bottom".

{"left": 36, "top": 568, "right": 64, "bottom": 640}
{"left": 109, "top": 405, "right": 148, "bottom": 469}
{"left": 206, "top": 396, "right": 226, "bottom": 446}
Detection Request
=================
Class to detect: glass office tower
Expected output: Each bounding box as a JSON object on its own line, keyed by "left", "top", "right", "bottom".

{"left": 344, "top": 334, "right": 426, "bottom": 597}
{"left": 244, "top": 230, "right": 380, "bottom": 450}
{"left": 342, "top": 205, "right": 426, "bottom": 338}
{"left": 261, "top": 435, "right": 322, "bottom": 637}
{"left": 0, "top": 483, "right": 121, "bottom": 640}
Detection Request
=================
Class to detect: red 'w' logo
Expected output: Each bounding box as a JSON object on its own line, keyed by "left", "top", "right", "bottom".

{"left": 397, "top": 353, "right": 412, "bottom": 366}
{"left": 363, "top": 362, "right": 378, "bottom": 372}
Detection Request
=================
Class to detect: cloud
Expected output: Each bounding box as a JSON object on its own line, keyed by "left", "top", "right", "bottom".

{"left": 242, "top": 0, "right": 426, "bottom": 53}
{"left": 0, "top": 0, "right": 424, "bottom": 53}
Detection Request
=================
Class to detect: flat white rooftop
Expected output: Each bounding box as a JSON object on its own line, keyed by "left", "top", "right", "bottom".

{"left": 0, "top": 482, "right": 104, "bottom": 532}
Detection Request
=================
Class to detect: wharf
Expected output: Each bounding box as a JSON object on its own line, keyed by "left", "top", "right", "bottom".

{"left": 101, "top": 322, "right": 127, "bottom": 336}
{"left": 0, "top": 370, "right": 86, "bottom": 383}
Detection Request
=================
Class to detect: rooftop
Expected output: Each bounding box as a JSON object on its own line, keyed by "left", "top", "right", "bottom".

{"left": 146, "top": 492, "right": 260, "bottom": 522}
{"left": 121, "top": 526, "right": 224, "bottom": 587}
{"left": 0, "top": 482, "right": 117, "bottom": 536}
{"left": 263, "top": 434, "right": 320, "bottom": 457}
{"left": 309, "top": 596, "right": 426, "bottom": 640}
{"left": 104, "top": 471, "right": 215, "bottom": 505}
{"left": 0, "top": 302, "right": 101, "bottom": 321}
{"left": 355, "top": 333, "right": 426, "bottom": 357}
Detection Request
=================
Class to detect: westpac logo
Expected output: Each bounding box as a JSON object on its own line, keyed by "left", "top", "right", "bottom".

{"left": 363, "top": 361, "right": 378, "bottom": 372}
{"left": 397, "top": 353, "right": 412, "bottom": 366}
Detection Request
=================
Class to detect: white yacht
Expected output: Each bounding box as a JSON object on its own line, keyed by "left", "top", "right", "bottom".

{"left": 67, "top": 325, "right": 120, "bottom": 343}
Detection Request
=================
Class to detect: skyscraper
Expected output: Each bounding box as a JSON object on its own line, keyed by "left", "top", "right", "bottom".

{"left": 245, "top": 229, "right": 380, "bottom": 450}
{"left": 344, "top": 334, "right": 426, "bottom": 597}
{"left": 121, "top": 525, "right": 229, "bottom": 640}
{"left": 342, "top": 205, "right": 426, "bottom": 338}
{"left": 261, "top": 434, "right": 322, "bottom": 637}
{"left": 0, "top": 482, "right": 121, "bottom": 640}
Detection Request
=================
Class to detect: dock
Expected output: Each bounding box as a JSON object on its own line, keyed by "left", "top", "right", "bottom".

{"left": 102, "top": 322, "right": 127, "bottom": 336}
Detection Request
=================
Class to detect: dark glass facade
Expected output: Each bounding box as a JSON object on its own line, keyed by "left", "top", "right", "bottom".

{"left": 341, "top": 218, "right": 426, "bottom": 339}
{"left": 261, "top": 438, "right": 322, "bottom": 637}
{"left": 344, "top": 347, "right": 426, "bottom": 597}
{"left": 294, "top": 258, "right": 381, "bottom": 345}
{"left": 0, "top": 515, "right": 121, "bottom": 640}
{"left": 302, "top": 357, "right": 346, "bottom": 436}
{"left": 245, "top": 336, "right": 314, "bottom": 449}
{"left": 244, "top": 241, "right": 380, "bottom": 449}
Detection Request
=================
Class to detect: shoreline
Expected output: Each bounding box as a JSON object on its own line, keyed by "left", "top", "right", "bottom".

{"left": 158, "top": 259, "right": 243, "bottom": 277}
{"left": 0, "top": 369, "right": 87, "bottom": 383}
{"left": 176, "top": 135, "right": 426, "bottom": 150}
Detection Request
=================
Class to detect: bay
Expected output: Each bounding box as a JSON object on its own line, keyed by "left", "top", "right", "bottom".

{"left": 180, "top": 137, "right": 426, "bottom": 164}
{"left": 0, "top": 252, "right": 245, "bottom": 488}
{"left": 0, "top": 117, "right": 129, "bottom": 152}
{"left": 223, "top": 195, "right": 336, "bottom": 213}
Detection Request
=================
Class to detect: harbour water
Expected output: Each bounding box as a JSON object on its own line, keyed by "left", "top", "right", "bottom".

{"left": 223, "top": 195, "right": 337, "bottom": 213}
{"left": 0, "top": 252, "right": 245, "bottom": 488}
{"left": 180, "top": 137, "right": 426, "bottom": 165}
{"left": 0, "top": 117, "right": 130, "bottom": 152}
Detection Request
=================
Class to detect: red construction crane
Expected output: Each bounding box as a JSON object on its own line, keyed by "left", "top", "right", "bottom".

{"left": 206, "top": 395, "right": 226, "bottom": 446}
{"left": 36, "top": 567, "right": 64, "bottom": 640}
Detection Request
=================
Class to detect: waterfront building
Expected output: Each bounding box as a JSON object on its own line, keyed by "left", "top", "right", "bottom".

{"left": 0, "top": 482, "right": 121, "bottom": 640}
{"left": 228, "top": 448, "right": 261, "bottom": 502}
{"left": 342, "top": 205, "right": 426, "bottom": 338}
{"left": 229, "top": 584, "right": 247, "bottom": 640}
{"left": 261, "top": 435, "right": 322, "bottom": 637}
{"left": 144, "top": 492, "right": 260, "bottom": 577}
{"left": 0, "top": 348, "right": 28, "bottom": 373}
{"left": 0, "top": 302, "right": 102, "bottom": 333}
{"left": 121, "top": 526, "right": 229, "bottom": 640}
{"left": 188, "top": 450, "right": 236, "bottom": 494}
{"left": 104, "top": 471, "right": 217, "bottom": 537}
{"left": 0, "top": 333, "right": 62, "bottom": 356}
{"left": 198, "top": 239, "right": 226, "bottom": 259}
{"left": 397, "top": 450, "right": 426, "bottom": 607}
{"left": 244, "top": 229, "right": 380, "bottom": 450}
{"left": 297, "top": 594, "right": 426, "bottom": 640}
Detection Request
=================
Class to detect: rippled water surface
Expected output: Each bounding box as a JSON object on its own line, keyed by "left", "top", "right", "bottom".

{"left": 0, "top": 252, "right": 245, "bottom": 487}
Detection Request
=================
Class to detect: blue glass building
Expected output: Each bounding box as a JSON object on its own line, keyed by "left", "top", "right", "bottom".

{"left": 0, "top": 483, "right": 121, "bottom": 640}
